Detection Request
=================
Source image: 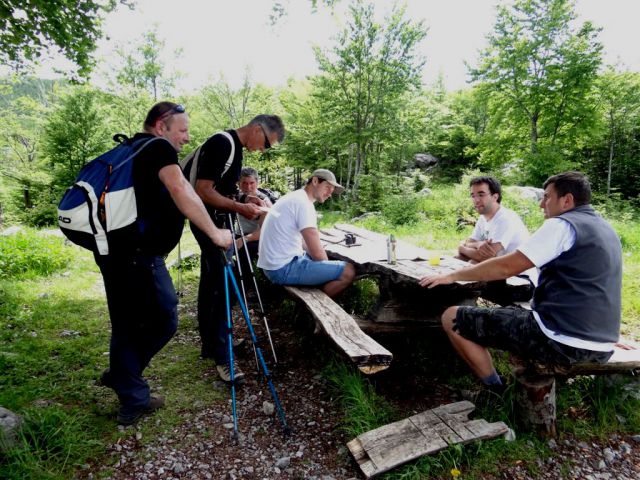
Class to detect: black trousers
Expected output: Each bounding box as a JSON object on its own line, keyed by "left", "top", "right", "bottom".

{"left": 191, "top": 222, "right": 232, "bottom": 364}
{"left": 95, "top": 253, "right": 178, "bottom": 414}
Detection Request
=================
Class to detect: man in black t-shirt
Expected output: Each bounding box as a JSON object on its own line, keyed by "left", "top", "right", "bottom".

{"left": 189, "top": 115, "right": 285, "bottom": 383}
{"left": 96, "top": 102, "right": 232, "bottom": 425}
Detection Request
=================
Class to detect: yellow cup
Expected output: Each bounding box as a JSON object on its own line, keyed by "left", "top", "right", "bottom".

{"left": 429, "top": 255, "right": 440, "bottom": 266}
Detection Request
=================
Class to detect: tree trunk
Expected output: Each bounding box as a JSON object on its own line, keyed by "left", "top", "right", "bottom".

{"left": 23, "top": 187, "right": 31, "bottom": 209}
{"left": 530, "top": 113, "right": 539, "bottom": 154}
{"left": 607, "top": 113, "right": 615, "bottom": 197}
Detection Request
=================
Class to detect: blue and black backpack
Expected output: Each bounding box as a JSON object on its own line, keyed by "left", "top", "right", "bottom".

{"left": 57, "top": 134, "right": 160, "bottom": 255}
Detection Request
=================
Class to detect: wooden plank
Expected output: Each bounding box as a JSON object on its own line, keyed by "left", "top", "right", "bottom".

{"left": 347, "top": 401, "right": 509, "bottom": 478}
{"left": 514, "top": 338, "right": 640, "bottom": 376}
{"left": 284, "top": 286, "right": 392, "bottom": 374}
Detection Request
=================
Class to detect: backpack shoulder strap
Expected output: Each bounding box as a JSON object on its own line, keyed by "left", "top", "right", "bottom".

{"left": 180, "top": 131, "right": 235, "bottom": 189}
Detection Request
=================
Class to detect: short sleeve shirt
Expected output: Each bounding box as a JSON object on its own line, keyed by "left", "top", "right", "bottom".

{"left": 195, "top": 130, "right": 243, "bottom": 213}
{"left": 257, "top": 189, "right": 317, "bottom": 270}
{"left": 131, "top": 133, "right": 185, "bottom": 256}
{"left": 471, "top": 206, "right": 530, "bottom": 256}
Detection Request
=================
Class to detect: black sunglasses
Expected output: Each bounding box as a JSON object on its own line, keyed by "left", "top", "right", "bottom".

{"left": 259, "top": 124, "right": 271, "bottom": 150}
{"left": 159, "top": 104, "right": 186, "bottom": 121}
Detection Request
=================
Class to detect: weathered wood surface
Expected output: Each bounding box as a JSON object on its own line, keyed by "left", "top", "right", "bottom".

{"left": 284, "top": 286, "right": 393, "bottom": 374}
{"left": 511, "top": 338, "right": 640, "bottom": 437}
{"left": 347, "top": 401, "right": 509, "bottom": 478}
{"left": 512, "top": 338, "right": 640, "bottom": 376}
{"left": 319, "top": 223, "right": 530, "bottom": 290}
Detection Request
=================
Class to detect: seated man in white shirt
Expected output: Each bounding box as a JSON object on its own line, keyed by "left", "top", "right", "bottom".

{"left": 420, "top": 172, "right": 622, "bottom": 389}
{"left": 258, "top": 169, "right": 355, "bottom": 298}
{"left": 458, "top": 176, "right": 530, "bottom": 263}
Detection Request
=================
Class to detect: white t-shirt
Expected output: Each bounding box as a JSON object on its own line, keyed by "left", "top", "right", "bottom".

{"left": 257, "top": 189, "right": 317, "bottom": 271}
{"left": 471, "top": 206, "right": 530, "bottom": 256}
{"left": 518, "top": 218, "right": 616, "bottom": 352}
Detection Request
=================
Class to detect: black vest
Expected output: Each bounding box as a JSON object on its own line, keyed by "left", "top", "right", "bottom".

{"left": 532, "top": 205, "right": 622, "bottom": 343}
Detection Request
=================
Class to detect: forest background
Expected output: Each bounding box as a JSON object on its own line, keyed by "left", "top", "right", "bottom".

{"left": 1, "top": 0, "right": 640, "bottom": 228}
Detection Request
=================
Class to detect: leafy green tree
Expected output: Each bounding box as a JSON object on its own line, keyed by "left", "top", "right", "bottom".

{"left": 594, "top": 70, "right": 640, "bottom": 196}
{"left": 308, "top": 0, "right": 426, "bottom": 197}
{"left": 43, "top": 86, "right": 110, "bottom": 189}
{"left": 470, "top": 0, "right": 602, "bottom": 184}
{"left": 0, "top": 1, "right": 131, "bottom": 77}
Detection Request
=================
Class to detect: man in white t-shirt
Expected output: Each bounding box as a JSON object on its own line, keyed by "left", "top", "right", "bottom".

{"left": 419, "top": 172, "right": 622, "bottom": 390}
{"left": 258, "top": 169, "right": 356, "bottom": 297}
{"left": 458, "top": 176, "right": 529, "bottom": 263}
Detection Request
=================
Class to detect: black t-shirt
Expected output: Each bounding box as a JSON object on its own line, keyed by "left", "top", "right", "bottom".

{"left": 196, "top": 130, "right": 243, "bottom": 217}
{"left": 131, "top": 133, "right": 185, "bottom": 256}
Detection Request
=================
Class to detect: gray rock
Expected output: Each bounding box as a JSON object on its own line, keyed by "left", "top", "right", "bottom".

{"left": 578, "top": 441, "right": 590, "bottom": 449}
{"left": 173, "top": 463, "right": 185, "bottom": 474}
{"left": 0, "top": 407, "right": 23, "bottom": 450}
{"left": 598, "top": 460, "right": 607, "bottom": 470}
{"left": 262, "top": 401, "right": 275, "bottom": 416}
{"left": 631, "top": 434, "right": 640, "bottom": 443}
{"left": 350, "top": 212, "right": 380, "bottom": 222}
{"left": 413, "top": 153, "right": 439, "bottom": 169}
{"left": 417, "top": 187, "right": 433, "bottom": 196}
{"left": 603, "top": 447, "right": 615, "bottom": 463}
{"left": 505, "top": 185, "right": 544, "bottom": 202}
{"left": 1, "top": 226, "right": 23, "bottom": 236}
{"left": 275, "top": 456, "right": 291, "bottom": 469}
{"left": 547, "top": 439, "right": 557, "bottom": 450}
{"left": 503, "top": 428, "right": 516, "bottom": 442}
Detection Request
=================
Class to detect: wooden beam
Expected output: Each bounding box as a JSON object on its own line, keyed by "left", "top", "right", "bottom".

{"left": 284, "top": 286, "right": 393, "bottom": 374}
{"left": 347, "top": 401, "right": 509, "bottom": 478}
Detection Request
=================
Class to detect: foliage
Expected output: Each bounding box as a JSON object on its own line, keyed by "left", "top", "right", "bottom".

{"left": 306, "top": 0, "right": 427, "bottom": 197}
{"left": 0, "top": 0, "right": 130, "bottom": 78}
{"left": 0, "top": 406, "right": 103, "bottom": 480}
{"left": 0, "top": 230, "right": 73, "bottom": 279}
{"left": 322, "top": 360, "right": 395, "bottom": 437}
{"left": 470, "top": 0, "right": 602, "bottom": 185}
{"left": 43, "top": 85, "right": 111, "bottom": 190}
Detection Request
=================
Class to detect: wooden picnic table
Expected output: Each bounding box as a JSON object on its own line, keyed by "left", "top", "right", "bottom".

{"left": 318, "top": 223, "right": 532, "bottom": 333}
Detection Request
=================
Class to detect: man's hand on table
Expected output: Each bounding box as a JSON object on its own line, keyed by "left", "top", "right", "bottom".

{"left": 419, "top": 273, "right": 455, "bottom": 288}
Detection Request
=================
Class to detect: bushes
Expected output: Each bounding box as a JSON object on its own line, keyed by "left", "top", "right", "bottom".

{"left": 0, "top": 230, "right": 73, "bottom": 279}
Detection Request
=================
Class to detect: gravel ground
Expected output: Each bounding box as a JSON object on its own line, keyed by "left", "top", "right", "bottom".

{"left": 79, "top": 302, "right": 640, "bottom": 479}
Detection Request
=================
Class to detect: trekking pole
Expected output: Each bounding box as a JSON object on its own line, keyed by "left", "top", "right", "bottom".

{"left": 227, "top": 214, "right": 260, "bottom": 372}
{"left": 221, "top": 250, "right": 239, "bottom": 441}
{"left": 222, "top": 253, "right": 291, "bottom": 436}
{"left": 233, "top": 215, "right": 278, "bottom": 364}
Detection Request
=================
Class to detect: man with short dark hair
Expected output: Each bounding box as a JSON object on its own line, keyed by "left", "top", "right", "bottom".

{"left": 188, "top": 115, "right": 285, "bottom": 383}
{"left": 420, "top": 171, "right": 622, "bottom": 389}
{"left": 97, "top": 101, "right": 232, "bottom": 425}
{"left": 458, "top": 176, "right": 529, "bottom": 263}
{"left": 258, "top": 169, "right": 356, "bottom": 297}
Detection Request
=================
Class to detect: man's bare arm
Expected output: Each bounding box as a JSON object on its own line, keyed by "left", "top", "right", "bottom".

{"left": 158, "top": 165, "right": 232, "bottom": 248}
{"left": 301, "top": 227, "right": 328, "bottom": 261}
{"left": 419, "top": 250, "right": 534, "bottom": 288}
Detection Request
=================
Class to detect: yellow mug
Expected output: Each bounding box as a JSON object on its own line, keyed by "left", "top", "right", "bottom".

{"left": 429, "top": 255, "right": 440, "bottom": 266}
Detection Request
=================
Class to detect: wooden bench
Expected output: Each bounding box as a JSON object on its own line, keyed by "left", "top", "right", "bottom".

{"left": 284, "top": 286, "right": 393, "bottom": 374}
{"left": 511, "top": 339, "right": 640, "bottom": 437}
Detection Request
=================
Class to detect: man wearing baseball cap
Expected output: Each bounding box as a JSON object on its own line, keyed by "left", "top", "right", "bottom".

{"left": 257, "top": 169, "right": 355, "bottom": 297}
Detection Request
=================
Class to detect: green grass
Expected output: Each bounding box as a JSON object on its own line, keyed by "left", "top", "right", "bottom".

{"left": 2, "top": 183, "right": 640, "bottom": 479}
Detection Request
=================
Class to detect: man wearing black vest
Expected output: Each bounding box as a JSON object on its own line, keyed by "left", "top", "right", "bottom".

{"left": 188, "top": 115, "right": 285, "bottom": 384}
{"left": 419, "top": 172, "right": 622, "bottom": 389}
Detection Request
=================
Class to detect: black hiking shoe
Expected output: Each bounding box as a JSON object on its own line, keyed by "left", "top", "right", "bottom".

{"left": 116, "top": 394, "right": 165, "bottom": 426}
{"left": 97, "top": 368, "right": 114, "bottom": 389}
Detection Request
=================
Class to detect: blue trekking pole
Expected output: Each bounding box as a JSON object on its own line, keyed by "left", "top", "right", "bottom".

{"left": 220, "top": 250, "right": 291, "bottom": 436}
{"left": 222, "top": 250, "right": 239, "bottom": 440}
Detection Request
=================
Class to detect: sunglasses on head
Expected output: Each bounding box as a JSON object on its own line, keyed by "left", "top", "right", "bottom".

{"left": 159, "top": 104, "right": 186, "bottom": 121}
{"left": 259, "top": 124, "right": 271, "bottom": 150}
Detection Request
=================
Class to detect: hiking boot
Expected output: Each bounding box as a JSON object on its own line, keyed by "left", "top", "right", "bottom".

{"left": 97, "top": 368, "right": 114, "bottom": 389}
{"left": 116, "top": 394, "right": 165, "bottom": 426}
{"left": 216, "top": 363, "right": 245, "bottom": 385}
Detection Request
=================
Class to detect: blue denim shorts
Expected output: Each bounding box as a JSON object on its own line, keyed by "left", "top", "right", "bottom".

{"left": 264, "top": 254, "right": 346, "bottom": 286}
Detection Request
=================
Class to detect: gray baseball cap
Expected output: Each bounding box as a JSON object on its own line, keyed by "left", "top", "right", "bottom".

{"left": 310, "top": 168, "right": 345, "bottom": 194}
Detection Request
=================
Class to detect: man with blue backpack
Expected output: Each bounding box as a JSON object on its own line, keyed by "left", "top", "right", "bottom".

{"left": 180, "top": 115, "right": 285, "bottom": 384}
{"left": 60, "top": 101, "right": 232, "bottom": 425}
